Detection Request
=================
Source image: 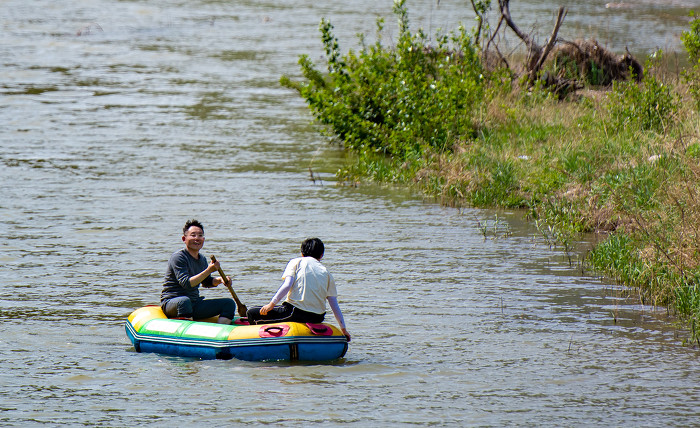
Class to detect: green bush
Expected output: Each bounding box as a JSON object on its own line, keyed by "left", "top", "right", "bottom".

{"left": 596, "top": 163, "right": 661, "bottom": 212}
{"left": 681, "top": 12, "right": 700, "bottom": 64}
{"left": 681, "top": 12, "right": 700, "bottom": 108}
{"left": 281, "top": 0, "right": 486, "bottom": 179}
{"left": 608, "top": 69, "right": 678, "bottom": 133}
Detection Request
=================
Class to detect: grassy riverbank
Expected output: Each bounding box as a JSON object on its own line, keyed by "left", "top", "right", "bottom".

{"left": 281, "top": 2, "right": 700, "bottom": 343}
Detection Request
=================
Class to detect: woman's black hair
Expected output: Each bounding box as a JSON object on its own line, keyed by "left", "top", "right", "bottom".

{"left": 301, "top": 238, "right": 324, "bottom": 260}
{"left": 183, "top": 219, "right": 204, "bottom": 235}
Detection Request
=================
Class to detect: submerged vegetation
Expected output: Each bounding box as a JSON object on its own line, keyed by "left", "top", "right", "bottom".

{"left": 281, "top": 0, "right": 700, "bottom": 343}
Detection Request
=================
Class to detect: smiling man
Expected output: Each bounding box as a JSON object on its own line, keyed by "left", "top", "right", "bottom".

{"left": 160, "top": 219, "right": 236, "bottom": 324}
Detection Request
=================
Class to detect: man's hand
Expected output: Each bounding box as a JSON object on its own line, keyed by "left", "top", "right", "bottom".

{"left": 208, "top": 259, "right": 220, "bottom": 274}
{"left": 210, "top": 276, "right": 231, "bottom": 288}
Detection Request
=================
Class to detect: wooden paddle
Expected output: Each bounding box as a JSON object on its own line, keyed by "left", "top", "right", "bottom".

{"left": 210, "top": 255, "right": 247, "bottom": 317}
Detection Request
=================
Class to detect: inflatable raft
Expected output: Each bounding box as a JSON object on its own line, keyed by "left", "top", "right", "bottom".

{"left": 125, "top": 306, "right": 348, "bottom": 362}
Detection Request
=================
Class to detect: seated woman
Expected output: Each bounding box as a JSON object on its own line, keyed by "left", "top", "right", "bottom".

{"left": 246, "top": 238, "right": 351, "bottom": 341}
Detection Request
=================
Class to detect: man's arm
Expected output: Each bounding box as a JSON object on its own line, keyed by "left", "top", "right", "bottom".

{"left": 189, "top": 259, "right": 219, "bottom": 287}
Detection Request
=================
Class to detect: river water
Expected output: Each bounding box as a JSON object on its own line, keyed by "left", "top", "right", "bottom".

{"left": 2, "top": 0, "right": 699, "bottom": 426}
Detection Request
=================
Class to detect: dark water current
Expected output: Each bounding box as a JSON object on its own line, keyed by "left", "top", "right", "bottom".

{"left": 2, "top": 0, "right": 700, "bottom": 426}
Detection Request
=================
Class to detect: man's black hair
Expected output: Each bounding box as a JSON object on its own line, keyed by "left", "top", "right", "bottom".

{"left": 183, "top": 219, "right": 204, "bottom": 235}
{"left": 301, "top": 238, "right": 324, "bottom": 260}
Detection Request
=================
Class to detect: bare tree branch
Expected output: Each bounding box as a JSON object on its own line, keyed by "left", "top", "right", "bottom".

{"left": 485, "top": 16, "right": 510, "bottom": 70}
{"left": 498, "top": 0, "right": 542, "bottom": 70}
{"left": 469, "top": 0, "right": 484, "bottom": 45}
{"left": 498, "top": 0, "right": 567, "bottom": 81}
{"left": 531, "top": 6, "right": 567, "bottom": 77}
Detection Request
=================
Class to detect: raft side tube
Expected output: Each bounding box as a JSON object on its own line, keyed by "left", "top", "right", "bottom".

{"left": 298, "top": 342, "right": 348, "bottom": 361}
{"left": 228, "top": 344, "right": 292, "bottom": 361}
{"left": 137, "top": 340, "right": 219, "bottom": 360}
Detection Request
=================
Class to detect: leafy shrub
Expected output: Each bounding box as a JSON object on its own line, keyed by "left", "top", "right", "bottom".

{"left": 609, "top": 166, "right": 652, "bottom": 208}
{"left": 608, "top": 68, "right": 678, "bottom": 133}
{"left": 281, "top": 0, "right": 486, "bottom": 178}
{"left": 681, "top": 12, "right": 700, "bottom": 109}
{"left": 681, "top": 12, "right": 700, "bottom": 64}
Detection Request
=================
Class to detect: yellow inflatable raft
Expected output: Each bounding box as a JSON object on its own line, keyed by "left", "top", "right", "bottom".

{"left": 125, "top": 306, "right": 348, "bottom": 361}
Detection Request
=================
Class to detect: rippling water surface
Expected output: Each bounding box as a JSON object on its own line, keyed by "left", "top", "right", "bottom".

{"left": 2, "top": 0, "right": 699, "bottom": 426}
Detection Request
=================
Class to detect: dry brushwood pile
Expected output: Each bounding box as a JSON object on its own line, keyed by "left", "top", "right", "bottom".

{"left": 551, "top": 39, "right": 643, "bottom": 85}
{"left": 481, "top": 0, "right": 643, "bottom": 96}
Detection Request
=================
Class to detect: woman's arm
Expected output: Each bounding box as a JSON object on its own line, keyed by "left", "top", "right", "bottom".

{"left": 327, "top": 296, "right": 351, "bottom": 342}
{"left": 260, "top": 275, "right": 294, "bottom": 315}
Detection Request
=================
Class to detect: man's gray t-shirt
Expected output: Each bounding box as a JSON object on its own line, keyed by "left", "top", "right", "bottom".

{"left": 160, "top": 248, "right": 212, "bottom": 303}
